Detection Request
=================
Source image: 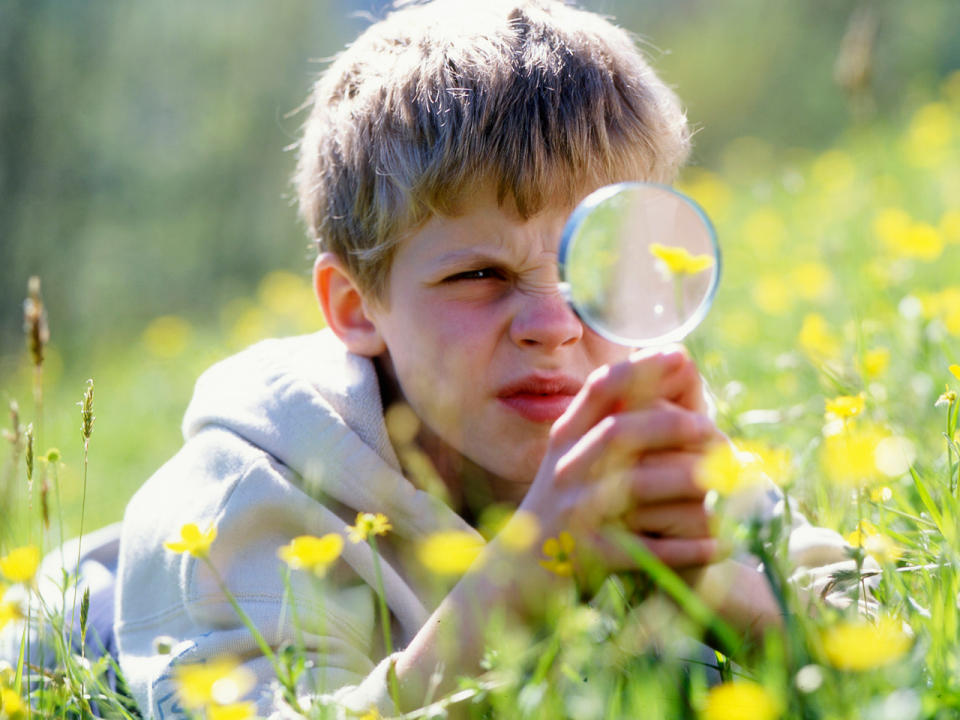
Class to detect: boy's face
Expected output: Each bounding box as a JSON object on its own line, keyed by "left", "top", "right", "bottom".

{"left": 365, "top": 189, "right": 632, "bottom": 496}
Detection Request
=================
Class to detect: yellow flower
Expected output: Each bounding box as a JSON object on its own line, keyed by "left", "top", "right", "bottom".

{"left": 164, "top": 523, "right": 218, "bottom": 558}
{"left": 0, "top": 546, "right": 40, "bottom": 584}
{"left": 862, "top": 348, "right": 890, "bottom": 378}
{"left": 870, "top": 486, "right": 893, "bottom": 503}
{"left": 739, "top": 442, "right": 793, "bottom": 487}
{"left": 792, "top": 261, "right": 833, "bottom": 302}
{"left": 208, "top": 701, "right": 258, "bottom": 720}
{"left": 873, "top": 207, "right": 912, "bottom": 246}
{"left": 0, "top": 586, "right": 22, "bottom": 631}
{"left": 822, "top": 616, "right": 912, "bottom": 671}
{"left": 142, "top": 315, "right": 193, "bottom": 359}
{"left": 540, "top": 532, "right": 575, "bottom": 576}
{"left": 940, "top": 209, "right": 960, "bottom": 244}
{"left": 497, "top": 510, "right": 540, "bottom": 552}
{"left": 824, "top": 393, "right": 865, "bottom": 421}
{"left": 882, "top": 222, "right": 944, "bottom": 261}
{"left": 699, "top": 680, "right": 781, "bottom": 720}
{"left": 742, "top": 208, "right": 787, "bottom": 255}
{"left": 277, "top": 534, "right": 344, "bottom": 577}
{"left": 950, "top": 364, "right": 960, "bottom": 382}
{"left": 820, "top": 424, "right": 890, "bottom": 488}
{"left": 903, "top": 102, "right": 954, "bottom": 168}
{"left": 173, "top": 657, "right": 255, "bottom": 710}
{"left": 650, "top": 243, "right": 715, "bottom": 276}
{"left": 752, "top": 275, "right": 794, "bottom": 316}
{"left": 0, "top": 687, "right": 25, "bottom": 719}
{"left": 938, "top": 385, "right": 959, "bottom": 408}
{"left": 811, "top": 149, "right": 856, "bottom": 192}
{"left": 846, "top": 521, "right": 903, "bottom": 564}
{"left": 676, "top": 169, "right": 732, "bottom": 222}
{"left": 695, "top": 442, "right": 770, "bottom": 495}
{"left": 798, "top": 313, "right": 840, "bottom": 359}
{"left": 417, "top": 531, "right": 485, "bottom": 575}
{"left": 347, "top": 512, "right": 392, "bottom": 544}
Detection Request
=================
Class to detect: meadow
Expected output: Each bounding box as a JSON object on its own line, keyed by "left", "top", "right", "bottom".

{"left": 1, "top": 70, "right": 960, "bottom": 719}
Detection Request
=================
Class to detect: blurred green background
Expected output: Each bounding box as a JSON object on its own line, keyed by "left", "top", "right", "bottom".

{"left": 2, "top": 0, "right": 960, "bottom": 538}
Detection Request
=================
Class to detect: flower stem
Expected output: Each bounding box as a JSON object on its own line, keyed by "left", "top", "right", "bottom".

{"left": 368, "top": 535, "right": 402, "bottom": 711}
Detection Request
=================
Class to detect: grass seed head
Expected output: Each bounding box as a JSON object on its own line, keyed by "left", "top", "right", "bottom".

{"left": 3, "top": 401, "right": 21, "bottom": 448}
{"left": 80, "top": 379, "right": 95, "bottom": 441}
{"left": 40, "top": 476, "right": 49, "bottom": 530}
{"left": 80, "top": 587, "right": 90, "bottom": 638}
{"left": 24, "top": 424, "right": 33, "bottom": 483}
{"left": 23, "top": 276, "right": 49, "bottom": 369}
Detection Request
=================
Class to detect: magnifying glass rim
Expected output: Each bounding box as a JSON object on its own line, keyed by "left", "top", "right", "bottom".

{"left": 558, "top": 180, "right": 722, "bottom": 348}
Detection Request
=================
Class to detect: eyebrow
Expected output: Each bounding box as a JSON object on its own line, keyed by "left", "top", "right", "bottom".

{"left": 431, "top": 249, "right": 508, "bottom": 269}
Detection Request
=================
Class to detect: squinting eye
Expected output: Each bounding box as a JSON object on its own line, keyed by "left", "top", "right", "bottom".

{"left": 445, "top": 268, "right": 506, "bottom": 282}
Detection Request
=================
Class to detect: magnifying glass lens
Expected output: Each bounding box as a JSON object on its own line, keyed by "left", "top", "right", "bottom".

{"left": 559, "top": 182, "right": 720, "bottom": 347}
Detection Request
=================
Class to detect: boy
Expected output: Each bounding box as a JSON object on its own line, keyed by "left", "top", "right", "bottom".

{"left": 115, "top": 0, "right": 852, "bottom": 716}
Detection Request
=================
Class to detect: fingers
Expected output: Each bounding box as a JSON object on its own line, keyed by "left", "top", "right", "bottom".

{"left": 555, "top": 406, "right": 714, "bottom": 485}
{"left": 642, "top": 536, "right": 718, "bottom": 569}
{"left": 552, "top": 346, "right": 702, "bottom": 445}
{"left": 624, "top": 501, "right": 711, "bottom": 539}
{"left": 627, "top": 451, "right": 707, "bottom": 503}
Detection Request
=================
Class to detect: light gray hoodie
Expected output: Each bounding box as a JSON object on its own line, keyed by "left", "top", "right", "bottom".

{"left": 112, "top": 329, "right": 854, "bottom": 718}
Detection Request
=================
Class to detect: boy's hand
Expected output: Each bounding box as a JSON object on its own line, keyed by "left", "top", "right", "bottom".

{"left": 519, "top": 347, "right": 719, "bottom": 577}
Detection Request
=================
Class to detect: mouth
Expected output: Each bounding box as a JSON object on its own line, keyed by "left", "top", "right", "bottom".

{"left": 496, "top": 375, "right": 582, "bottom": 423}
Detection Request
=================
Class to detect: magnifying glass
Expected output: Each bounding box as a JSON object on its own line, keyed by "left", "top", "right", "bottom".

{"left": 558, "top": 182, "right": 720, "bottom": 347}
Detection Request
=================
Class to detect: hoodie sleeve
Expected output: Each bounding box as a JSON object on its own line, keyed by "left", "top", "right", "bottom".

{"left": 115, "top": 434, "right": 411, "bottom": 718}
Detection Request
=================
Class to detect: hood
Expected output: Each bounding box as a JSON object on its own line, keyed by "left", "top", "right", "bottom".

{"left": 181, "top": 329, "right": 473, "bottom": 540}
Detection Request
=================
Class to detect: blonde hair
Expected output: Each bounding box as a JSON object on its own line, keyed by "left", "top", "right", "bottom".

{"left": 295, "top": 0, "right": 691, "bottom": 299}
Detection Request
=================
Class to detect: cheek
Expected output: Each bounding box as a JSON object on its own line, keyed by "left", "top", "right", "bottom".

{"left": 387, "top": 303, "right": 504, "bottom": 406}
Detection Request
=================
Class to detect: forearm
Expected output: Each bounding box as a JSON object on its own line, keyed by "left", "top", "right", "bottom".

{"left": 393, "top": 539, "right": 563, "bottom": 712}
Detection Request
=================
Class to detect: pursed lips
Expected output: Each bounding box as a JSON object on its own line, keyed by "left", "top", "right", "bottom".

{"left": 496, "top": 375, "right": 583, "bottom": 423}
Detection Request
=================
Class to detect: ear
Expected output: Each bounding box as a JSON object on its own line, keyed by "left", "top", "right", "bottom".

{"left": 313, "top": 252, "right": 387, "bottom": 357}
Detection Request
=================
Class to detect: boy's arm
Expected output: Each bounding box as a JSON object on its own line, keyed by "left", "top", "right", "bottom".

{"left": 393, "top": 348, "right": 767, "bottom": 709}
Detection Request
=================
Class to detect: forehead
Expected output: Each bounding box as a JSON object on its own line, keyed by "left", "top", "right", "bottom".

{"left": 398, "top": 190, "right": 579, "bottom": 266}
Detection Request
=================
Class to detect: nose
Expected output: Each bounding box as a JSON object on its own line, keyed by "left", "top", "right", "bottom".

{"left": 509, "top": 288, "right": 584, "bottom": 350}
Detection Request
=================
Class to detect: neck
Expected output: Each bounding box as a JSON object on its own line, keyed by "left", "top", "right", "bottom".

{"left": 374, "top": 356, "right": 525, "bottom": 523}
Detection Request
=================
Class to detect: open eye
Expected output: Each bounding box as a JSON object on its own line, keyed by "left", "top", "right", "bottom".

{"left": 444, "top": 267, "right": 507, "bottom": 282}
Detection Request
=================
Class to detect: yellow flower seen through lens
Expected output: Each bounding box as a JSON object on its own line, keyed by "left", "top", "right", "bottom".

{"left": 540, "top": 531, "right": 575, "bottom": 577}
{"left": 0, "top": 546, "right": 40, "bottom": 584}
{"left": 347, "top": 512, "right": 392, "bottom": 544}
{"left": 822, "top": 616, "right": 912, "bottom": 671}
{"left": 164, "top": 523, "right": 218, "bottom": 558}
{"left": 650, "top": 243, "right": 714, "bottom": 276}
{"left": 950, "top": 364, "right": 960, "bottom": 382}
{"left": 700, "top": 680, "right": 781, "bottom": 720}
{"left": 417, "top": 531, "right": 485, "bottom": 575}
{"left": 277, "top": 534, "right": 344, "bottom": 577}
{"left": 173, "top": 657, "right": 255, "bottom": 710}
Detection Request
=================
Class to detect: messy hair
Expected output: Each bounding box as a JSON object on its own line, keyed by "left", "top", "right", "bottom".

{"left": 295, "top": 0, "right": 691, "bottom": 299}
